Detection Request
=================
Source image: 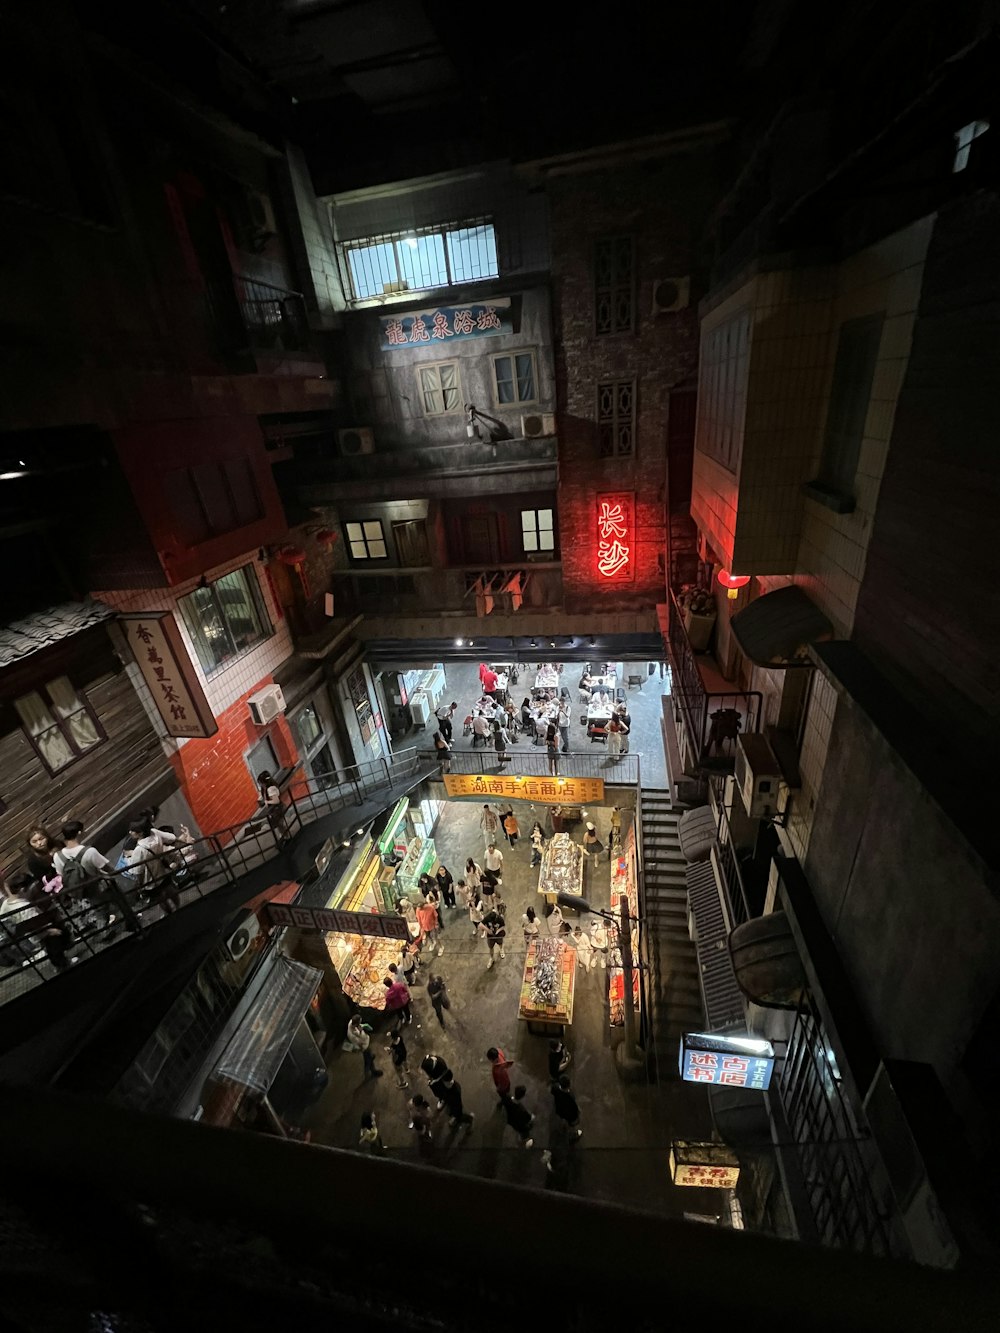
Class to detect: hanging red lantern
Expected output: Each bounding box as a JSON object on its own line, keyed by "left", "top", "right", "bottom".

{"left": 717, "top": 569, "right": 751, "bottom": 601}
{"left": 278, "top": 545, "right": 311, "bottom": 599}
{"left": 314, "top": 527, "right": 337, "bottom": 551}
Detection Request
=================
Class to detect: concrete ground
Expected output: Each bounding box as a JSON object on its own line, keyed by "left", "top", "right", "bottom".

{"left": 305, "top": 658, "right": 719, "bottom": 1217}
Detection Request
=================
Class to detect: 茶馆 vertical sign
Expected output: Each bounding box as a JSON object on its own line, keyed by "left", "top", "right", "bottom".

{"left": 121, "top": 613, "right": 218, "bottom": 739}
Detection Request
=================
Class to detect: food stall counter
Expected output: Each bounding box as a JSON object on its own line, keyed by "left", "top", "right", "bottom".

{"left": 519, "top": 937, "right": 577, "bottom": 1034}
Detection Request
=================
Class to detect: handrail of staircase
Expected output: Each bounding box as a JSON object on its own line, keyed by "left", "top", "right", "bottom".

{"left": 0, "top": 745, "right": 437, "bottom": 1002}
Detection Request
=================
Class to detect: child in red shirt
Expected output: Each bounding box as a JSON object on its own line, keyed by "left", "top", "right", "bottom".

{"left": 486, "top": 1046, "right": 513, "bottom": 1099}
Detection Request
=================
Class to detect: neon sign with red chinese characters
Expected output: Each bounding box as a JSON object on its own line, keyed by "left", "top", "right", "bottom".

{"left": 596, "top": 492, "right": 634, "bottom": 580}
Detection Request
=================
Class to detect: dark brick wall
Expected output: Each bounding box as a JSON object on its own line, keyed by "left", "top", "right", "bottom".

{"left": 853, "top": 192, "right": 1000, "bottom": 755}
{"left": 548, "top": 152, "right": 717, "bottom": 613}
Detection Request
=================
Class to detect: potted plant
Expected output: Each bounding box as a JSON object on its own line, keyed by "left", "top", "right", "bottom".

{"left": 677, "top": 584, "right": 716, "bottom": 651}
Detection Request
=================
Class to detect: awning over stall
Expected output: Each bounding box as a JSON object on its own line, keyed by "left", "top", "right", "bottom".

{"left": 214, "top": 956, "right": 322, "bottom": 1094}
{"left": 730, "top": 585, "right": 833, "bottom": 667}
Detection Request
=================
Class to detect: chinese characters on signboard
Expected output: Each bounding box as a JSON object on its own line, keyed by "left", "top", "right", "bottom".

{"left": 597, "top": 492, "right": 634, "bottom": 581}
{"left": 679, "top": 1032, "right": 776, "bottom": 1090}
{"left": 379, "top": 302, "right": 513, "bottom": 351}
{"left": 266, "top": 903, "right": 409, "bottom": 939}
{"left": 442, "top": 774, "right": 605, "bottom": 804}
{"left": 669, "top": 1142, "right": 741, "bottom": 1189}
{"left": 120, "top": 613, "right": 217, "bottom": 739}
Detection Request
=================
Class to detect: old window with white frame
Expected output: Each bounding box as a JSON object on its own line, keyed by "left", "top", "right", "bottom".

{"left": 345, "top": 519, "right": 388, "bottom": 560}
{"left": 418, "top": 361, "right": 461, "bottom": 415}
{"left": 15, "top": 677, "right": 104, "bottom": 774}
{"left": 521, "top": 508, "right": 555, "bottom": 553}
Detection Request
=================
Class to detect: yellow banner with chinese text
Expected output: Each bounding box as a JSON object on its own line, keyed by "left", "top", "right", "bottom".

{"left": 442, "top": 774, "right": 605, "bottom": 804}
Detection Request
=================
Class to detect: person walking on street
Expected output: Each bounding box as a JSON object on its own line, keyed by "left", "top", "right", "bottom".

{"left": 551, "top": 1074, "right": 583, "bottom": 1138}
{"left": 590, "top": 918, "right": 609, "bottom": 968}
{"left": 401, "top": 940, "right": 419, "bottom": 989}
{"left": 420, "top": 1053, "right": 452, "bottom": 1109}
{"left": 480, "top": 805, "right": 499, "bottom": 848}
{"left": 439, "top": 1073, "right": 475, "bottom": 1130}
{"left": 502, "top": 808, "right": 519, "bottom": 848}
{"left": 572, "top": 925, "right": 594, "bottom": 970}
{"left": 500, "top": 1086, "right": 535, "bottom": 1148}
{"left": 606, "top": 713, "right": 627, "bottom": 762}
{"left": 469, "top": 894, "right": 486, "bottom": 939}
{"left": 487, "top": 1047, "right": 513, "bottom": 1103}
{"left": 435, "top": 701, "right": 458, "bottom": 742}
{"left": 582, "top": 822, "right": 603, "bottom": 856}
{"left": 484, "top": 914, "right": 506, "bottom": 970}
{"left": 421, "top": 880, "right": 445, "bottom": 932}
{"left": 548, "top": 1038, "right": 571, "bottom": 1082}
{"left": 346, "top": 1015, "right": 382, "bottom": 1080}
{"left": 465, "top": 856, "right": 483, "bottom": 897}
{"left": 383, "top": 974, "right": 416, "bottom": 1029}
{"left": 359, "top": 1111, "right": 386, "bottom": 1155}
{"left": 557, "top": 698, "right": 572, "bottom": 754}
{"left": 492, "top": 717, "right": 510, "bottom": 766}
{"left": 545, "top": 902, "right": 565, "bottom": 937}
{"left": 408, "top": 1095, "right": 433, "bottom": 1144}
{"left": 385, "top": 1030, "right": 409, "bottom": 1088}
{"left": 427, "top": 973, "right": 450, "bottom": 1028}
{"left": 529, "top": 821, "right": 545, "bottom": 867}
{"left": 484, "top": 842, "right": 504, "bottom": 881}
{"left": 435, "top": 864, "right": 456, "bottom": 908}
{"left": 522, "top": 905, "right": 539, "bottom": 946}
{"left": 416, "top": 896, "right": 443, "bottom": 955}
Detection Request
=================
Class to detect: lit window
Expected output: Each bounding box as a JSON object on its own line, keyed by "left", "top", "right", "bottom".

{"left": 953, "top": 119, "right": 989, "bottom": 173}
{"left": 344, "top": 220, "right": 498, "bottom": 300}
{"left": 15, "top": 677, "right": 103, "bottom": 774}
{"left": 345, "top": 519, "right": 388, "bottom": 561}
{"left": 597, "top": 379, "right": 636, "bottom": 457}
{"left": 595, "top": 236, "right": 635, "bottom": 334}
{"left": 493, "top": 351, "right": 537, "bottom": 405}
{"left": 177, "top": 566, "right": 271, "bottom": 675}
{"left": 418, "top": 362, "right": 461, "bottom": 415}
{"left": 296, "top": 703, "right": 323, "bottom": 752}
{"left": 522, "top": 508, "right": 555, "bottom": 553}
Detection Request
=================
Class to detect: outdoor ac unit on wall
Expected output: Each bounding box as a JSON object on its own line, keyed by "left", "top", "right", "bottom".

{"left": 225, "top": 911, "right": 261, "bottom": 961}
{"left": 338, "top": 427, "right": 375, "bottom": 456}
{"left": 651, "top": 276, "right": 691, "bottom": 315}
{"left": 247, "top": 683, "right": 286, "bottom": 726}
{"left": 734, "top": 734, "right": 782, "bottom": 819}
{"left": 521, "top": 413, "right": 556, "bottom": 439}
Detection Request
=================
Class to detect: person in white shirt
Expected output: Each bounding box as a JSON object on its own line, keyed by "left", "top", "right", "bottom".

{"left": 545, "top": 902, "right": 564, "bottom": 936}
{"left": 484, "top": 843, "right": 503, "bottom": 877}
{"left": 590, "top": 918, "right": 609, "bottom": 967}
{"left": 54, "top": 820, "right": 120, "bottom": 931}
{"left": 125, "top": 818, "right": 184, "bottom": 913}
{"left": 472, "top": 714, "right": 491, "bottom": 747}
{"left": 571, "top": 925, "right": 594, "bottom": 969}
{"left": 522, "top": 906, "right": 540, "bottom": 945}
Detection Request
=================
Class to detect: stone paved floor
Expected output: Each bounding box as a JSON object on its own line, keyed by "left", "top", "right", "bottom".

{"left": 305, "top": 658, "right": 718, "bottom": 1216}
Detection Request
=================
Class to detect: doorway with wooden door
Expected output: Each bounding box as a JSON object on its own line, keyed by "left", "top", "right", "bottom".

{"left": 393, "top": 520, "right": 429, "bottom": 567}
{"left": 460, "top": 512, "right": 500, "bottom": 564}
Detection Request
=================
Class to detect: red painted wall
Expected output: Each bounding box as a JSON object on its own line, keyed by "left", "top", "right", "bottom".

{"left": 169, "top": 681, "right": 301, "bottom": 838}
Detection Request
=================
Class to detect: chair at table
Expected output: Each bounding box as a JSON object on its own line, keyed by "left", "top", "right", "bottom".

{"left": 627, "top": 673, "right": 643, "bottom": 691}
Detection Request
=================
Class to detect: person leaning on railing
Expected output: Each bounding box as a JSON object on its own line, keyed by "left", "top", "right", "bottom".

{"left": 0, "top": 871, "right": 73, "bottom": 972}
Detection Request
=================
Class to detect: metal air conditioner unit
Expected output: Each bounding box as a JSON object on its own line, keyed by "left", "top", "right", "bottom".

{"left": 734, "top": 734, "right": 782, "bottom": 819}
{"left": 521, "top": 412, "right": 556, "bottom": 439}
{"left": 651, "top": 276, "right": 691, "bottom": 315}
{"left": 338, "top": 427, "right": 375, "bottom": 456}
{"left": 247, "top": 683, "right": 286, "bottom": 726}
{"left": 224, "top": 911, "right": 261, "bottom": 961}
{"left": 409, "top": 692, "right": 430, "bottom": 726}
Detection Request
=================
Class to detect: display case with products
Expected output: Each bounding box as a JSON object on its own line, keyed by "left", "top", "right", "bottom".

{"left": 609, "top": 824, "right": 641, "bottom": 1028}
{"left": 336, "top": 934, "right": 408, "bottom": 1010}
{"left": 537, "top": 833, "right": 583, "bottom": 904}
{"left": 519, "top": 937, "right": 576, "bottom": 1033}
{"left": 395, "top": 835, "right": 437, "bottom": 896}
{"left": 378, "top": 799, "right": 411, "bottom": 863}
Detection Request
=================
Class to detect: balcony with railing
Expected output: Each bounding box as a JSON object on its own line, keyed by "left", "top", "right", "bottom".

{"left": 232, "top": 273, "right": 312, "bottom": 357}
{"left": 666, "top": 588, "right": 762, "bottom": 774}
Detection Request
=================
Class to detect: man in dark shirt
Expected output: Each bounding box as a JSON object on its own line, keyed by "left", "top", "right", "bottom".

{"left": 551, "top": 1074, "right": 583, "bottom": 1138}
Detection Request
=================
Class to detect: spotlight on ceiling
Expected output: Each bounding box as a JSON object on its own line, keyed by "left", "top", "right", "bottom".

{"left": 529, "top": 638, "right": 537, "bottom": 649}
{"left": 589, "top": 636, "right": 596, "bottom": 648}
{"left": 549, "top": 640, "right": 556, "bottom": 649}
{"left": 455, "top": 638, "right": 464, "bottom": 647}
{"left": 566, "top": 637, "right": 574, "bottom": 647}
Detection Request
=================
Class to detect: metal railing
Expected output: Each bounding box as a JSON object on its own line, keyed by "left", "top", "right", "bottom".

{"left": 667, "top": 589, "right": 763, "bottom": 768}
{"left": 430, "top": 746, "right": 641, "bottom": 785}
{"left": 233, "top": 273, "right": 309, "bottom": 351}
{"left": 708, "top": 774, "right": 754, "bottom": 927}
{"left": 0, "top": 746, "right": 435, "bottom": 1005}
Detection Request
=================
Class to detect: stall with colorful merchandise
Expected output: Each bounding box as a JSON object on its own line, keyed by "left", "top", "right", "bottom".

{"left": 395, "top": 834, "right": 438, "bottom": 897}
{"left": 536, "top": 832, "right": 584, "bottom": 904}
{"left": 518, "top": 936, "right": 577, "bottom": 1035}
{"left": 608, "top": 824, "right": 641, "bottom": 1029}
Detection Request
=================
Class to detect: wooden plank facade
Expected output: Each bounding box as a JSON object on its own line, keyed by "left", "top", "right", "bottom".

{"left": 0, "top": 625, "right": 174, "bottom": 877}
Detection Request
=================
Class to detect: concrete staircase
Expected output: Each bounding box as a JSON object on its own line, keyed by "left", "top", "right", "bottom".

{"left": 640, "top": 787, "right": 704, "bottom": 1080}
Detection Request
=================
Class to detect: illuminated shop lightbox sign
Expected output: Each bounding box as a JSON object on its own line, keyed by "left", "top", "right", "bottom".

{"left": 597, "top": 492, "right": 634, "bottom": 581}
{"left": 679, "top": 1032, "right": 776, "bottom": 1089}
{"left": 669, "top": 1141, "right": 741, "bottom": 1189}
{"left": 442, "top": 774, "right": 605, "bottom": 803}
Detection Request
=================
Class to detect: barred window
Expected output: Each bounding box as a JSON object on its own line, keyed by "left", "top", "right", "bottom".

{"left": 595, "top": 236, "right": 635, "bottom": 334}
{"left": 344, "top": 220, "right": 498, "bottom": 300}
{"left": 597, "top": 380, "right": 636, "bottom": 457}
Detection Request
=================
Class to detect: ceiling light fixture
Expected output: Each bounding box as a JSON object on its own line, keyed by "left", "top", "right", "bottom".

{"left": 455, "top": 638, "right": 464, "bottom": 647}
{"left": 589, "top": 637, "right": 596, "bottom": 648}
{"left": 529, "top": 638, "right": 537, "bottom": 649}
{"left": 549, "top": 640, "right": 556, "bottom": 649}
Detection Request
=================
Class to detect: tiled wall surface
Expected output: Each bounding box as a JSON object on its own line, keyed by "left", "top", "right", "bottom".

{"left": 95, "top": 552, "right": 293, "bottom": 723}
{"left": 785, "top": 669, "right": 838, "bottom": 861}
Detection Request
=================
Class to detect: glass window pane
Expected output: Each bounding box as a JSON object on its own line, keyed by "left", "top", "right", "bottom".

{"left": 495, "top": 356, "right": 514, "bottom": 403}
{"left": 15, "top": 691, "right": 76, "bottom": 770}
{"left": 442, "top": 384, "right": 460, "bottom": 411}
{"left": 523, "top": 531, "right": 538, "bottom": 551}
{"left": 363, "top": 521, "right": 383, "bottom": 541}
{"left": 346, "top": 523, "right": 364, "bottom": 541}
{"left": 368, "top": 540, "right": 387, "bottom": 558}
{"left": 446, "top": 224, "right": 499, "bottom": 283}
{"left": 515, "top": 354, "right": 535, "bottom": 401}
{"left": 397, "top": 233, "right": 448, "bottom": 290}
{"left": 47, "top": 677, "right": 100, "bottom": 749}
{"left": 297, "top": 704, "right": 323, "bottom": 750}
{"left": 539, "top": 530, "right": 554, "bottom": 550}
{"left": 214, "top": 569, "right": 265, "bottom": 653}
{"left": 521, "top": 510, "right": 534, "bottom": 531}
{"left": 538, "top": 509, "right": 553, "bottom": 530}
{"left": 348, "top": 242, "right": 398, "bottom": 299}
{"left": 179, "top": 585, "right": 231, "bottom": 673}
{"left": 350, "top": 541, "right": 368, "bottom": 559}
{"left": 420, "top": 367, "right": 442, "bottom": 414}
{"left": 439, "top": 364, "right": 457, "bottom": 390}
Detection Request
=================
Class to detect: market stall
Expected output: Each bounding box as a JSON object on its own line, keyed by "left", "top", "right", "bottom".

{"left": 609, "top": 824, "right": 641, "bottom": 1029}
{"left": 537, "top": 832, "right": 583, "bottom": 904}
{"left": 518, "top": 936, "right": 577, "bottom": 1034}
{"left": 395, "top": 834, "right": 437, "bottom": 897}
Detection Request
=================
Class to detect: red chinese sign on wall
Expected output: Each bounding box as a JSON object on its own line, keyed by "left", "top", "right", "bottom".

{"left": 121, "top": 613, "right": 218, "bottom": 739}
{"left": 596, "top": 492, "right": 634, "bottom": 581}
